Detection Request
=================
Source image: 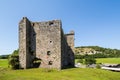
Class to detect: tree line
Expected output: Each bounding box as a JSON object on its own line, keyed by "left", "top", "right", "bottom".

{"left": 0, "top": 55, "right": 9, "bottom": 59}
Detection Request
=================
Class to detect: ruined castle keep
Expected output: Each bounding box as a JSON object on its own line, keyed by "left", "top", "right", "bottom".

{"left": 19, "top": 17, "right": 74, "bottom": 69}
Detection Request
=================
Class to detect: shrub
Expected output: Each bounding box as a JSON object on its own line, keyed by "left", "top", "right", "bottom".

{"left": 84, "top": 57, "right": 96, "bottom": 65}
{"left": 76, "top": 59, "right": 83, "bottom": 63}
{"left": 96, "top": 64, "right": 101, "bottom": 69}
{"left": 8, "top": 50, "right": 19, "bottom": 69}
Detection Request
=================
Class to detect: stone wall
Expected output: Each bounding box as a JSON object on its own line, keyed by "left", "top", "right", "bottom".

{"left": 65, "top": 31, "right": 75, "bottom": 67}
{"left": 19, "top": 17, "right": 32, "bottom": 68}
{"left": 32, "top": 20, "right": 61, "bottom": 69}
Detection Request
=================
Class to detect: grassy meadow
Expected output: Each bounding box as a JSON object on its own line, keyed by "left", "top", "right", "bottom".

{"left": 0, "top": 59, "right": 8, "bottom": 68}
{"left": 0, "top": 58, "right": 120, "bottom": 80}
{"left": 96, "top": 58, "right": 120, "bottom": 64}
{"left": 1, "top": 67, "right": 120, "bottom": 80}
{"left": 76, "top": 58, "right": 120, "bottom": 64}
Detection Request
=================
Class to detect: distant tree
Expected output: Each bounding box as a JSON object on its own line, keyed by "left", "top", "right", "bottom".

{"left": 75, "top": 55, "right": 84, "bottom": 59}
{"left": 8, "top": 50, "right": 19, "bottom": 69}
{"left": 84, "top": 57, "right": 96, "bottom": 65}
{"left": 76, "top": 59, "right": 83, "bottom": 63}
{"left": 0, "top": 55, "right": 9, "bottom": 59}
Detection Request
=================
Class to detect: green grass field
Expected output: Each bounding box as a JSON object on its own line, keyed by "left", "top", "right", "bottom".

{"left": 0, "top": 67, "right": 120, "bottom": 80}
{"left": 96, "top": 58, "right": 120, "bottom": 64}
{"left": 76, "top": 58, "right": 120, "bottom": 64}
{"left": 0, "top": 59, "right": 8, "bottom": 68}
{"left": 0, "top": 59, "right": 120, "bottom": 80}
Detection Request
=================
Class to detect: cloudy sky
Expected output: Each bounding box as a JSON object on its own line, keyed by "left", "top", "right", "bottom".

{"left": 0, "top": 0, "right": 120, "bottom": 55}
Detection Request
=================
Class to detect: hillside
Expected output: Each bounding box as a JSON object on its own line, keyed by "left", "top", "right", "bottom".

{"left": 75, "top": 46, "right": 120, "bottom": 58}
{"left": 75, "top": 47, "right": 101, "bottom": 55}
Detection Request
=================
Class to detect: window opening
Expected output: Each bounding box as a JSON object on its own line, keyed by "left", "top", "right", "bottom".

{"left": 32, "top": 23, "right": 35, "bottom": 26}
{"left": 50, "top": 41, "right": 52, "bottom": 43}
{"left": 47, "top": 51, "right": 51, "bottom": 55}
{"left": 48, "top": 61, "right": 53, "bottom": 65}
{"left": 49, "top": 22, "right": 54, "bottom": 26}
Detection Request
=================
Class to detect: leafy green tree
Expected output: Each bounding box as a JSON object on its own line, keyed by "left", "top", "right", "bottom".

{"left": 84, "top": 57, "right": 96, "bottom": 65}
{"left": 8, "top": 50, "right": 19, "bottom": 69}
{"left": 76, "top": 59, "right": 83, "bottom": 63}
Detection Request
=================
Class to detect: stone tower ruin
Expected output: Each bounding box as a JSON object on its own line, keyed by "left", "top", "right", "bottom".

{"left": 19, "top": 17, "right": 74, "bottom": 69}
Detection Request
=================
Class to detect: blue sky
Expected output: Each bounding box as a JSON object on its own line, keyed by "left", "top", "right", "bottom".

{"left": 0, "top": 0, "right": 120, "bottom": 55}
